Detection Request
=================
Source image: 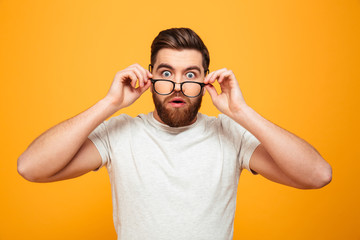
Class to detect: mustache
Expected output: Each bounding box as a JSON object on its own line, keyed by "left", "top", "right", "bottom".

{"left": 163, "top": 92, "right": 191, "bottom": 104}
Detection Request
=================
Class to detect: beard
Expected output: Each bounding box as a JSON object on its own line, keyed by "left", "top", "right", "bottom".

{"left": 152, "top": 91, "right": 203, "bottom": 128}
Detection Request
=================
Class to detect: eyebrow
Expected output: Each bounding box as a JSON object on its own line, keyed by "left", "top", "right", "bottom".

{"left": 156, "top": 63, "right": 202, "bottom": 73}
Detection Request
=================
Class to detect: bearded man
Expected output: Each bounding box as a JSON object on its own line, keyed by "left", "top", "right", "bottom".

{"left": 18, "top": 28, "right": 332, "bottom": 240}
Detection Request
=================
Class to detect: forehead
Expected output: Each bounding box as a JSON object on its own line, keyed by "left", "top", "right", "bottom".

{"left": 154, "top": 48, "right": 203, "bottom": 70}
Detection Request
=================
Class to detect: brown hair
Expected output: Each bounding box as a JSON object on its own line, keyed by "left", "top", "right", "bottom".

{"left": 150, "top": 28, "right": 210, "bottom": 74}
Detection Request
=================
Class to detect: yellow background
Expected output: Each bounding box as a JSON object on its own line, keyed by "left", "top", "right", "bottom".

{"left": 1, "top": 0, "right": 359, "bottom": 239}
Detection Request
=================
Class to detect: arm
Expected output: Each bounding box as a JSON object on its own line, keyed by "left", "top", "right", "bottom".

{"left": 17, "top": 64, "right": 152, "bottom": 182}
{"left": 204, "top": 69, "right": 332, "bottom": 189}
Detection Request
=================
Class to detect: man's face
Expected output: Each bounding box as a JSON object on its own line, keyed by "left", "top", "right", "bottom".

{"left": 151, "top": 48, "right": 205, "bottom": 127}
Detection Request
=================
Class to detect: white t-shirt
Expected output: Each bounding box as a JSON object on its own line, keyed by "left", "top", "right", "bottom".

{"left": 89, "top": 112, "right": 260, "bottom": 240}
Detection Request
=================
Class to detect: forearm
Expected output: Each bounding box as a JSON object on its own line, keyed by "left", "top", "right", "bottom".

{"left": 18, "top": 97, "right": 118, "bottom": 180}
{"left": 233, "top": 105, "right": 332, "bottom": 187}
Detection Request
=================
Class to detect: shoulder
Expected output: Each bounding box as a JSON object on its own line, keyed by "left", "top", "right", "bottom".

{"left": 199, "top": 113, "right": 238, "bottom": 126}
{"left": 206, "top": 113, "right": 249, "bottom": 137}
{"left": 196, "top": 113, "right": 240, "bottom": 132}
{"left": 198, "top": 113, "right": 217, "bottom": 123}
{"left": 199, "top": 113, "right": 236, "bottom": 123}
{"left": 102, "top": 113, "right": 136, "bottom": 132}
{"left": 106, "top": 113, "right": 132, "bottom": 124}
{"left": 197, "top": 113, "right": 237, "bottom": 126}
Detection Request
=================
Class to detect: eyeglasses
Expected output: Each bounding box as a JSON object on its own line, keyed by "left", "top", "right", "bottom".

{"left": 150, "top": 79, "right": 206, "bottom": 98}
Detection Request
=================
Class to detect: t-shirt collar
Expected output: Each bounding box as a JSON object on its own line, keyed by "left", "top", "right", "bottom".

{"left": 147, "top": 111, "right": 202, "bottom": 134}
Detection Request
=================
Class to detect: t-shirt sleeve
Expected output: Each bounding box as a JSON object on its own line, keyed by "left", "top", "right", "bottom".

{"left": 88, "top": 114, "right": 131, "bottom": 171}
{"left": 239, "top": 129, "right": 261, "bottom": 175}
{"left": 88, "top": 122, "right": 111, "bottom": 172}
{"left": 219, "top": 114, "right": 261, "bottom": 175}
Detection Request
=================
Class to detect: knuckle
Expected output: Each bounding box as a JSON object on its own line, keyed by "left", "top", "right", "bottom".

{"left": 125, "top": 71, "right": 133, "bottom": 77}
{"left": 130, "top": 72, "right": 137, "bottom": 79}
{"left": 116, "top": 70, "right": 124, "bottom": 76}
{"left": 134, "top": 63, "right": 143, "bottom": 69}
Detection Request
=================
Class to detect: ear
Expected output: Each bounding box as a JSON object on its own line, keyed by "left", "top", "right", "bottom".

{"left": 148, "top": 64, "right": 153, "bottom": 73}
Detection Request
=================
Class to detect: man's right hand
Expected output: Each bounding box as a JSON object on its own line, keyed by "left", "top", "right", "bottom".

{"left": 105, "top": 64, "right": 152, "bottom": 110}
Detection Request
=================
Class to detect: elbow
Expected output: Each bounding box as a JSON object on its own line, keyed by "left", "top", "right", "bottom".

{"left": 295, "top": 161, "right": 332, "bottom": 190}
{"left": 17, "top": 155, "right": 37, "bottom": 182}
{"left": 308, "top": 162, "right": 333, "bottom": 189}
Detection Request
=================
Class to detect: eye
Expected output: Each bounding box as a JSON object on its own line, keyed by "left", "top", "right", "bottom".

{"left": 186, "top": 72, "right": 195, "bottom": 79}
{"left": 162, "top": 70, "right": 172, "bottom": 78}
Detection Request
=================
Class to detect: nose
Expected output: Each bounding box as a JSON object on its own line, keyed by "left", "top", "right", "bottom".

{"left": 173, "top": 75, "right": 182, "bottom": 92}
{"left": 174, "top": 83, "right": 181, "bottom": 92}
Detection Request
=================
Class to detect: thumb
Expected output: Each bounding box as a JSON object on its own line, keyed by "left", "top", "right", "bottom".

{"left": 205, "top": 84, "right": 219, "bottom": 100}
{"left": 137, "top": 80, "right": 152, "bottom": 95}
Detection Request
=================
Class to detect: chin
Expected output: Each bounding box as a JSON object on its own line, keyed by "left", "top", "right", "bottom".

{"left": 153, "top": 93, "right": 202, "bottom": 127}
{"left": 164, "top": 108, "right": 195, "bottom": 127}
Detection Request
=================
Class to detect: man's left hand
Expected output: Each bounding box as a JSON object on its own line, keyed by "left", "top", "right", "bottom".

{"left": 204, "top": 68, "right": 247, "bottom": 118}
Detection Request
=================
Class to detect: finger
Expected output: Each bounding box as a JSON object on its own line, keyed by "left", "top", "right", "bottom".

{"left": 127, "top": 64, "right": 146, "bottom": 86}
{"left": 124, "top": 71, "right": 138, "bottom": 88}
{"left": 204, "top": 84, "right": 219, "bottom": 100}
{"left": 146, "top": 70, "right": 153, "bottom": 80}
{"left": 204, "top": 69, "right": 226, "bottom": 83}
{"left": 218, "top": 70, "right": 233, "bottom": 84}
{"left": 210, "top": 69, "right": 227, "bottom": 84}
{"left": 131, "top": 68, "right": 145, "bottom": 87}
{"left": 137, "top": 80, "right": 152, "bottom": 94}
{"left": 209, "top": 68, "right": 227, "bottom": 84}
{"left": 133, "top": 64, "right": 148, "bottom": 85}
{"left": 204, "top": 71, "right": 216, "bottom": 84}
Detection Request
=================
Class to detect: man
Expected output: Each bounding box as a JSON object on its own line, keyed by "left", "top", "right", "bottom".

{"left": 18, "top": 28, "right": 332, "bottom": 240}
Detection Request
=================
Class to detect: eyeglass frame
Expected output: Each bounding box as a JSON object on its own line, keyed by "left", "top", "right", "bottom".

{"left": 148, "top": 64, "right": 209, "bottom": 98}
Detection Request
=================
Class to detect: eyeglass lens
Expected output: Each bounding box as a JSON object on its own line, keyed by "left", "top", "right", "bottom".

{"left": 154, "top": 80, "right": 202, "bottom": 97}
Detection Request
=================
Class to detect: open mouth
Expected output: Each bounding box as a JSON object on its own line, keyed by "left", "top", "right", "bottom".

{"left": 169, "top": 97, "right": 186, "bottom": 107}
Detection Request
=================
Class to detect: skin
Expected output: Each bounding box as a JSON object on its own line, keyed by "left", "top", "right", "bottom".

{"left": 17, "top": 48, "right": 332, "bottom": 189}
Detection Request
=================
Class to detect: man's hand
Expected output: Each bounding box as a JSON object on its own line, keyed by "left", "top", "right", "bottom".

{"left": 204, "top": 68, "right": 247, "bottom": 118}
{"left": 105, "top": 64, "right": 152, "bottom": 110}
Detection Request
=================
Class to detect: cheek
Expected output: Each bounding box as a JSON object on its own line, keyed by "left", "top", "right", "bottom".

{"left": 152, "top": 91, "right": 166, "bottom": 103}
{"left": 190, "top": 95, "right": 203, "bottom": 105}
